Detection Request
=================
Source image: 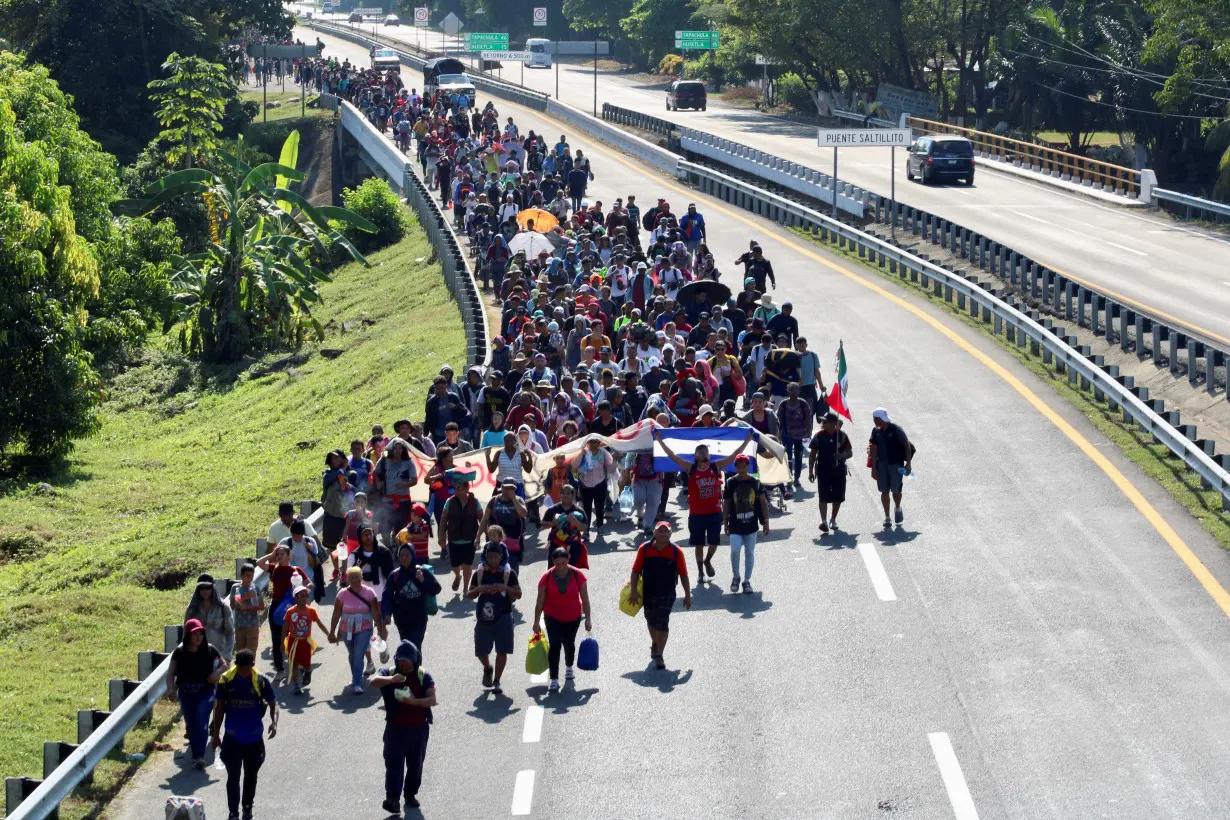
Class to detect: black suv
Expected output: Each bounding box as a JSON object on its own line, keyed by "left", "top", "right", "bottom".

{"left": 906, "top": 135, "right": 975, "bottom": 185}
{"left": 666, "top": 80, "right": 707, "bottom": 111}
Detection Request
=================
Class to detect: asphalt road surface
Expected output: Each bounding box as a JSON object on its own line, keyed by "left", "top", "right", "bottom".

{"left": 107, "top": 28, "right": 1230, "bottom": 820}
{"left": 327, "top": 15, "right": 1230, "bottom": 349}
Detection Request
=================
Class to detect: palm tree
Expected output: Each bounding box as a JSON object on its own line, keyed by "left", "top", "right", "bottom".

{"left": 136, "top": 140, "right": 376, "bottom": 363}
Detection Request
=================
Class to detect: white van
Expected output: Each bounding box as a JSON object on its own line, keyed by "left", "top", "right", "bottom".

{"left": 526, "top": 38, "right": 552, "bottom": 68}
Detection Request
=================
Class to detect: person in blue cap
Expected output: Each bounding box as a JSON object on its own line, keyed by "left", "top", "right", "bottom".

{"left": 372, "top": 640, "right": 436, "bottom": 814}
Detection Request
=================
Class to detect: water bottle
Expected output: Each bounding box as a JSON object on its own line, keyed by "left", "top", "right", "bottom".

{"left": 618, "top": 486, "right": 634, "bottom": 518}
{"left": 898, "top": 466, "right": 915, "bottom": 479}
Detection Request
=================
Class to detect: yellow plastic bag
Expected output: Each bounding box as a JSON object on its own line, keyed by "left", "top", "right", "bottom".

{"left": 525, "top": 631, "right": 550, "bottom": 675}
{"left": 619, "top": 577, "right": 644, "bottom": 617}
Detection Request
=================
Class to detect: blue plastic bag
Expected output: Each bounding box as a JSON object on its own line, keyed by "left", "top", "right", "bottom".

{"left": 577, "top": 637, "right": 599, "bottom": 671}
{"left": 270, "top": 589, "right": 293, "bottom": 628}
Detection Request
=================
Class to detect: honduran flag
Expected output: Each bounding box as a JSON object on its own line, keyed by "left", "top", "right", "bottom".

{"left": 653, "top": 427, "right": 759, "bottom": 474}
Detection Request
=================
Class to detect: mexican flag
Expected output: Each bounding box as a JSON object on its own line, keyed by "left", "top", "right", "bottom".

{"left": 826, "top": 341, "right": 851, "bottom": 420}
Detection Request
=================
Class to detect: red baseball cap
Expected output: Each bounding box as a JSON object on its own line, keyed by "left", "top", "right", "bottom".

{"left": 734, "top": 454, "right": 751, "bottom": 465}
{"left": 184, "top": 618, "right": 205, "bottom": 634}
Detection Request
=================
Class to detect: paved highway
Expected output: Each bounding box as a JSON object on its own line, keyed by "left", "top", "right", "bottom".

{"left": 108, "top": 28, "right": 1230, "bottom": 820}
{"left": 327, "top": 16, "right": 1230, "bottom": 348}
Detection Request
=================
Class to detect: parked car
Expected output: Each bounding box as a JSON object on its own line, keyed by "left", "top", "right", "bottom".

{"left": 906, "top": 135, "right": 976, "bottom": 185}
{"left": 348, "top": 11, "right": 363, "bottom": 23}
{"left": 666, "top": 80, "right": 707, "bottom": 111}
{"left": 385, "top": 14, "right": 401, "bottom": 25}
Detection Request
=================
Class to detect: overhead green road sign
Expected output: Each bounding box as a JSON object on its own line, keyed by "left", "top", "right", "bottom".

{"left": 674, "top": 30, "right": 719, "bottom": 50}
{"left": 465, "top": 32, "right": 509, "bottom": 51}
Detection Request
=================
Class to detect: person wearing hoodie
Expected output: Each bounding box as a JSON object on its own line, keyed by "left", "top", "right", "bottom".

{"left": 460, "top": 367, "right": 485, "bottom": 441}
{"left": 185, "top": 574, "right": 235, "bottom": 661}
{"left": 424, "top": 377, "right": 472, "bottom": 445}
{"left": 383, "top": 544, "right": 442, "bottom": 651}
{"left": 372, "top": 640, "right": 436, "bottom": 814}
{"left": 373, "top": 438, "right": 419, "bottom": 548}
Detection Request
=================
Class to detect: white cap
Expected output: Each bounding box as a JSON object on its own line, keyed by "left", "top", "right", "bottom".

{"left": 872, "top": 407, "right": 890, "bottom": 423}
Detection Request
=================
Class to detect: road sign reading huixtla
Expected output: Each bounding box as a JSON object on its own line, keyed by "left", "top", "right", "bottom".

{"left": 465, "top": 32, "right": 509, "bottom": 50}
{"left": 817, "top": 128, "right": 912, "bottom": 148}
{"left": 674, "top": 30, "right": 720, "bottom": 49}
{"left": 481, "top": 51, "right": 532, "bottom": 61}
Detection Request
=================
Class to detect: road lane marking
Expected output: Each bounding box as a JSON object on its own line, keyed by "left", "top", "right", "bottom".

{"left": 1011, "top": 210, "right": 1053, "bottom": 226}
{"left": 928, "top": 733, "right": 980, "bottom": 820}
{"left": 511, "top": 769, "right": 536, "bottom": 815}
{"left": 858, "top": 543, "right": 897, "bottom": 601}
{"left": 523, "top": 703, "right": 545, "bottom": 743}
{"left": 313, "top": 29, "right": 1230, "bottom": 621}
{"left": 1102, "top": 240, "right": 1147, "bottom": 257}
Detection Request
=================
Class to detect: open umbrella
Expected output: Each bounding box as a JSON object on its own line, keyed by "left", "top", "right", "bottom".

{"left": 517, "top": 208, "right": 558, "bottom": 232}
{"left": 676, "top": 279, "right": 732, "bottom": 306}
{"left": 508, "top": 231, "right": 559, "bottom": 257}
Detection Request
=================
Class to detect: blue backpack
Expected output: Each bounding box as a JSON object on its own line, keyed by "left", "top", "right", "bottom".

{"left": 577, "top": 637, "right": 599, "bottom": 671}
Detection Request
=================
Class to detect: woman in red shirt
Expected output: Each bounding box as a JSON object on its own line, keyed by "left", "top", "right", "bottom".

{"left": 532, "top": 547, "right": 593, "bottom": 692}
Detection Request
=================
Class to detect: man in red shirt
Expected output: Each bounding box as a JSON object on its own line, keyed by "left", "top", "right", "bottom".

{"left": 653, "top": 428, "right": 753, "bottom": 582}
{"left": 628, "top": 522, "right": 692, "bottom": 670}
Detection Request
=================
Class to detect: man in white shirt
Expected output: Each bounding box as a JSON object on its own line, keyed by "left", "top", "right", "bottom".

{"left": 268, "top": 501, "right": 317, "bottom": 547}
{"left": 609, "top": 254, "right": 632, "bottom": 306}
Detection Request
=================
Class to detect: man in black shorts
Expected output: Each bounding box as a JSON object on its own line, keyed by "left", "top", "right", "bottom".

{"left": 438, "top": 479, "right": 482, "bottom": 593}
{"left": 627, "top": 522, "right": 692, "bottom": 670}
{"left": 466, "top": 542, "right": 520, "bottom": 695}
{"left": 809, "top": 412, "right": 853, "bottom": 533}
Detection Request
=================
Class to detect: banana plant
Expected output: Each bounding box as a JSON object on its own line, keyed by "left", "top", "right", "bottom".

{"left": 131, "top": 134, "right": 377, "bottom": 362}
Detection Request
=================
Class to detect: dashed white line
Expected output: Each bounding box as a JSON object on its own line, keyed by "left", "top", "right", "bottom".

{"left": 1101, "top": 240, "right": 1148, "bottom": 257}
{"left": 511, "top": 769, "right": 536, "bottom": 816}
{"left": 857, "top": 543, "right": 897, "bottom": 601}
{"left": 522, "top": 703, "right": 545, "bottom": 743}
{"left": 1011, "top": 210, "right": 1053, "bottom": 226}
{"left": 928, "top": 732, "right": 980, "bottom": 820}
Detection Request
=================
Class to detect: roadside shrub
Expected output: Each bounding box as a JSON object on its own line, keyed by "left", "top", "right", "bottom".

{"left": 774, "top": 72, "right": 814, "bottom": 112}
{"left": 340, "top": 178, "right": 413, "bottom": 253}
{"left": 657, "top": 54, "right": 683, "bottom": 76}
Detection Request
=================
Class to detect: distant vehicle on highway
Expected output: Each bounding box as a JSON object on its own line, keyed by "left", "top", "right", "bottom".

{"left": 906, "top": 135, "right": 976, "bottom": 186}
{"left": 385, "top": 14, "right": 401, "bottom": 26}
{"left": 348, "top": 11, "right": 363, "bottom": 23}
{"left": 526, "top": 38, "right": 552, "bottom": 68}
{"left": 371, "top": 47, "right": 401, "bottom": 71}
{"left": 666, "top": 79, "right": 707, "bottom": 111}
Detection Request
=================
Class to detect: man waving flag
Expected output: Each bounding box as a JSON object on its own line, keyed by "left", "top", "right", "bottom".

{"left": 826, "top": 341, "right": 851, "bottom": 420}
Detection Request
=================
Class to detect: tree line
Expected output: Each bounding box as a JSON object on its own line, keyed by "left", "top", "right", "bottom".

{"left": 0, "top": 1, "right": 393, "bottom": 465}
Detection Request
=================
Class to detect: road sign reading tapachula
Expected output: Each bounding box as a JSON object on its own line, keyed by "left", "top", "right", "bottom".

{"left": 466, "top": 32, "right": 509, "bottom": 50}
{"left": 817, "top": 128, "right": 912, "bottom": 148}
{"left": 674, "top": 30, "right": 720, "bottom": 49}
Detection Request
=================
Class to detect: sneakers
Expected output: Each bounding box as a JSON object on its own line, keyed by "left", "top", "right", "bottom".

{"left": 695, "top": 564, "right": 706, "bottom": 583}
{"left": 351, "top": 684, "right": 364, "bottom": 695}
{"left": 292, "top": 684, "right": 303, "bottom": 696}
{"left": 364, "top": 658, "right": 376, "bottom": 676}
{"left": 783, "top": 486, "right": 793, "bottom": 501}
{"left": 819, "top": 522, "right": 829, "bottom": 533}
{"left": 482, "top": 666, "right": 494, "bottom": 688}
{"left": 564, "top": 666, "right": 574, "bottom": 680}
{"left": 830, "top": 519, "right": 839, "bottom": 531}
{"left": 491, "top": 680, "right": 503, "bottom": 695}
{"left": 704, "top": 559, "right": 715, "bottom": 578}
{"left": 382, "top": 799, "right": 401, "bottom": 814}
{"left": 883, "top": 516, "right": 892, "bottom": 528}
{"left": 302, "top": 667, "right": 312, "bottom": 686}
{"left": 742, "top": 580, "right": 753, "bottom": 594}
{"left": 406, "top": 796, "right": 420, "bottom": 809}
{"left": 242, "top": 808, "right": 253, "bottom": 820}
{"left": 192, "top": 757, "right": 207, "bottom": 770}
{"left": 730, "top": 576, "right": 740, "bottom": 593}
{"left": 548, "top": 679, "right": 560, "bottom": 692}
{"left": 894, "top": 506, "right": 904, "bottom": 524}
{"left": 227, "top": 813, "right": 240, "bottom": 820}
{"left": 654, "top": 656, "right": 666, "bottom": 670}
{"left": 451, "top": 574, "right": 461, "bottom": 591}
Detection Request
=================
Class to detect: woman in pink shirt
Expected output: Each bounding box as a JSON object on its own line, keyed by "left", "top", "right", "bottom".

{"left": 330, "top": 567, "right": 387, "bottom": 695}
{"left": 532, "top": 547, "right": 593, "bottom": 692}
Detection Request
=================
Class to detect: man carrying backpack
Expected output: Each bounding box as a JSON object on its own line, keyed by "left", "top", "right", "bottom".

{"left": 371, "top": 640, "right": 436, "bottom": 814}
{"left": 622, "top": 451, "right": 664, "bottom": 536}
{"left": 868, "top": 407, "right": 913, "bottom": 528}
{"left": 210, "top": 649, "right": 277, "bottom": 820}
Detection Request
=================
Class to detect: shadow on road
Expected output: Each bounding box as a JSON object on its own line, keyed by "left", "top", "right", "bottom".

{"left": 873, "top": 527, "right": 921, "bottom": 546}
{"left": 685, "top": 583, "right": 773, "bottom": 618}
{"left": 324, "top": 686, "right": 382, "bottom": 714}
{"left": 467, "top": 692, "right": 523, "bottom": 723}
{"left": 817, "top": 531, "right": 860, "bottom": 550}
{"left": 621, "top": 667, "right": 693, "bottom": 692}
{"left": 528, "top": 683, "right": 599, "bottom": 713}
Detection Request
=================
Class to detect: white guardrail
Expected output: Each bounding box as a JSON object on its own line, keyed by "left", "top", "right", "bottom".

{"left": 6, "top": 507, "right": 324, "bottom": 819}
{"left": 677, "top": 157, "right": 1230, "bottom": 509}
{"left": 545, "top": 98, "right": 682, "bottom": 178}
{"left": 1151, "top": 187, "right": 1230, "bottom": 223}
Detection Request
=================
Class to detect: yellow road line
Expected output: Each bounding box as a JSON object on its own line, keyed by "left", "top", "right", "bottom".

{"left": 516, "top": 100, "right": 1230, "bottom": 618}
